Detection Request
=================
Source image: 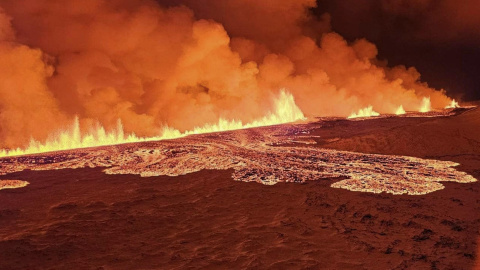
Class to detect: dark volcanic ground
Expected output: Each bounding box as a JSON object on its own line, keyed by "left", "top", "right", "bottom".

{"left": 1, "top": 108, "right": 480, "bottom": 270}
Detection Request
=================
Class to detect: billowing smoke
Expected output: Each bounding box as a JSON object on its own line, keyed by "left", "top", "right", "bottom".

{"left": 0, "top": 0, "right": 453, "bottom": 148}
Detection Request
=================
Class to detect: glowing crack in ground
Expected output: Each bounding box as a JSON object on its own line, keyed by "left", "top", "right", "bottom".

{"left": 0, "top": 118, "right": 476, "bottom": 195}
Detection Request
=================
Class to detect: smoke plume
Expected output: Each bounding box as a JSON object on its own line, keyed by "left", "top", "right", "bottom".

{"left": 0, "top": 0, "right": 453, "bottom": 148}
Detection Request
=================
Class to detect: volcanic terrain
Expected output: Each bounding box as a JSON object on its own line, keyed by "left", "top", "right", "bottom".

{"left": 1, "top": 107, "right": 480, "bottom": 269}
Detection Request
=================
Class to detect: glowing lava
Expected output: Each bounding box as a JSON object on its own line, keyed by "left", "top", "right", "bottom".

{"left": 0, "top": 90, "right": 305, "bottom": 157}
{"left": 419, "top": 97, "right": 432, "bottom": 112}
{"left": 348, "top": 106, "right": 380, "bottom": 119}
{"left": 0, "top": 119, "right": 475, "bottom": 196}
{"left": 0, "top": 180, "right": 29, "bottom": 190}
{"left": 445, "top": 99, "right": 460, "bottom": 109}
{"left": 395, "top": 105, "right": 406, "bottom": 115}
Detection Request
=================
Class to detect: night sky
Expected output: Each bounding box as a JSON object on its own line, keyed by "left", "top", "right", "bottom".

{"left": 314, "top": 0, "right": 480, "bottom": 101}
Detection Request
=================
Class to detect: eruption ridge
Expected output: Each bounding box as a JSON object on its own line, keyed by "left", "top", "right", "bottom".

{"left": 0, "top": 120, "right": 475, "bottom": 195}
{"left": 0, "top": 89, "right": 304, "bottom": 157}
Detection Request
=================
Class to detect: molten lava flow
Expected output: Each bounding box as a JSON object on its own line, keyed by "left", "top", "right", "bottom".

{"left": 395, "top": 105, "right": 406, "bottom": 115}
{"left": 0, "top": 90, "right": 304, "bottom": 157}
{"left": 0, "top": 180, "right": 29, "bottom": 190}
{"left": 419, "top": 97, "right": 432, "bottom": 112}
{"left": 445, "top": 99, "right": 460, "bottom": 109}
{"left": 347, "top": 106, "right": 380, "bottom": 119}
{"left": 0, "top": 119, "right": 476, "bottom": 195}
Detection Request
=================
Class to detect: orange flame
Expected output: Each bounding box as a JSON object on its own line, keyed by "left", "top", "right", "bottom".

{"left": 419, "top": 97, "right": 432, "bottom": 112}
{"left": 348, "top": 106, "right": 380, "bottom": 119}
{"left": 445, "top": 99, "right": 460, "bottom": 109}
{"left": 0, "top": 90, "right": 304, "bottom": 157}
{"left": 395, "top": 105, "right": 406, "bottom": 115}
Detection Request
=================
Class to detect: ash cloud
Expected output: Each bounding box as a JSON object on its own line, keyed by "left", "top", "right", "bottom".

{"left": 0, "top": 0, "right": 453, "bottom": 148}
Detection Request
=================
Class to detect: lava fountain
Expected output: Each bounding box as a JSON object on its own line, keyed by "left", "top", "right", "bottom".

{"left": 0, "top": 90, "right": 304, "bottom": 157}
{"left": 0, "top": 115, "right": 476, "bottom": 196}
{"left": 348, "top": 106, "right": 380, "bottom": 119}
{"left": 419, "top": 97, "right": 432, "bottom": 113}
{"left": 395, "top": 105, "right": 406, "bottom": 115}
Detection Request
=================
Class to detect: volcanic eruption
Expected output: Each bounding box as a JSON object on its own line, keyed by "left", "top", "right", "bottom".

{"left": 1, "top": 1, "right": 480, "bottom": 269}
{"left": 0, "top": 0, "right": 458, "bottom": 155}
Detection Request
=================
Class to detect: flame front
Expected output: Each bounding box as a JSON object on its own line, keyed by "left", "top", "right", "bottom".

{"left": 348, "top": 106, "right": 380, "bottom": 119}
{"left": 0, "top": 90, "right": 304, "bottom": 157}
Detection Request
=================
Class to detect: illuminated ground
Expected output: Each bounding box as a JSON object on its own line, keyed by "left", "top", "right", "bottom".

{"left": 0, "top": 109, "right": 476, "bottom": 195}
{"left": 1, "top": 107, "right": 480, "bottom": 269}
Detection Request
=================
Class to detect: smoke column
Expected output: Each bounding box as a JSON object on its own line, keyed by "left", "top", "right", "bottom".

{"left": 0, "top": 0, "right": 453, "bottom": 149}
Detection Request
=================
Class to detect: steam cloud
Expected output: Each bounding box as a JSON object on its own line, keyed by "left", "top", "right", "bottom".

{"left": 0, "top": 0, "right": 453, "bottom": 148}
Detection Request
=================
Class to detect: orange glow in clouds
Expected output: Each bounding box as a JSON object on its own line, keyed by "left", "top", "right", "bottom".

{"left": 0, "top": 0, "right": 459, "bottom": 152}
{"left": 0, "top": 90, "right": 304, "bottom": 157}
